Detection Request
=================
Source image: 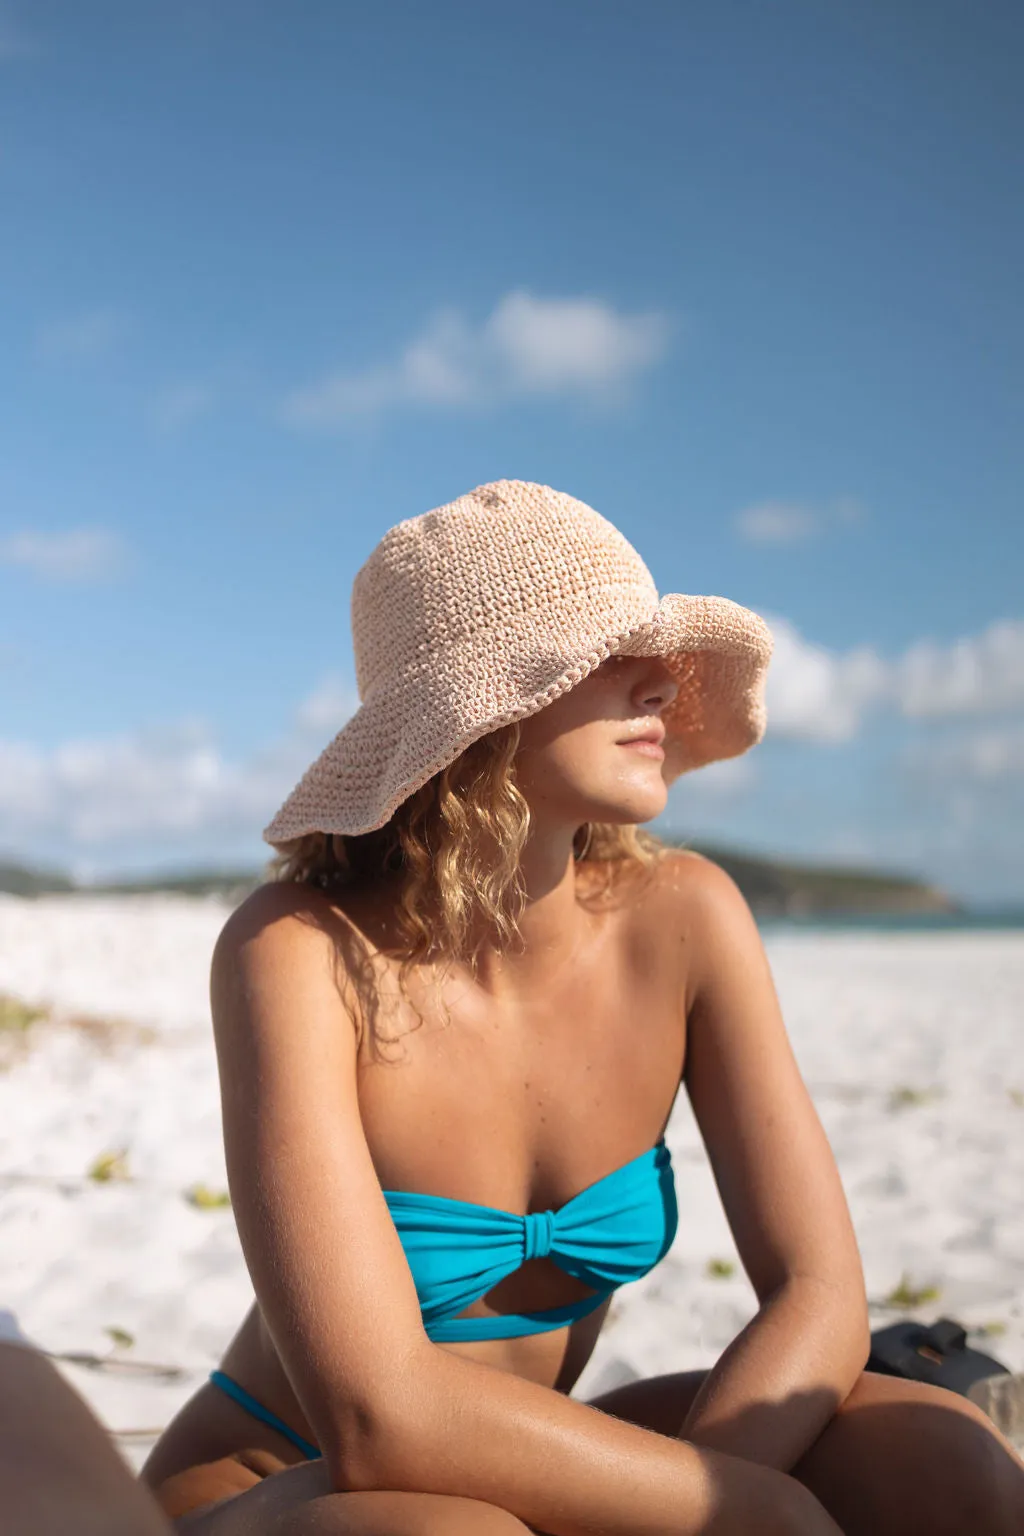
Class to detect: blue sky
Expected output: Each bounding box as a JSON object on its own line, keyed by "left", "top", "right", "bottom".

{"left": 1, "top": 1, "right": 1022, "bottom": 902}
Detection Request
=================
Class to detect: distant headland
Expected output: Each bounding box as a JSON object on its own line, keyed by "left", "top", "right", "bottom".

{"left": 0, "top": 842, "right": 960, "bottom": 919}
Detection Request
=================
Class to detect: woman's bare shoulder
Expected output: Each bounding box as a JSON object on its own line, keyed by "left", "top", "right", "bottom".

{"left": 214, "top": 879, "right": 364, "bottom": 957}
{"left": 210, "top": 880, "right": 384, "bottom": 1037}
{"left": 646, "top": 847, "right": 750, "bottom": 915}
{"left": 623, "top": 849, "right": 759, "bottom": 999}
{"left": 615, "top": 846, "right": 741, "bottom": 921}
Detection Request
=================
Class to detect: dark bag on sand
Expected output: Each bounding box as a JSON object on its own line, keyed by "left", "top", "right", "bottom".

{"left": 869, "top": 1317, "right": 1010, "bottom": 1397}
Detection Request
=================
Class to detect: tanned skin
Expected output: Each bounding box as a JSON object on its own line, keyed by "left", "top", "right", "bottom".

{"left": 136, "top": 654, "right": 1024, "bottom": 1536}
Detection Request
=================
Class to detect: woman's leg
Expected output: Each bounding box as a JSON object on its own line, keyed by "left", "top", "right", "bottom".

{"left": 790, "top": 1370, "right": 1024, "bottom": 1536}
{"left": 165, "top": 1458, "right": 534, "bottom": 1536}
{"left": 587, "top": 1366, "right": 1024, "bottom": 1536}
{"left": 147, "top": 1379, "right": 535, "bottom": 1534}
{"left": 0, "top": 1339, "right": 172, "bottom": 1536}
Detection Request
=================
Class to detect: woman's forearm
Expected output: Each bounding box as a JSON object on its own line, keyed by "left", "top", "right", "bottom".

{"left": 331, "top": 1341, "right": 843, "bottom": 1536}
{"left": 678, "top": 1277, "right": 871, "bottom": 1473}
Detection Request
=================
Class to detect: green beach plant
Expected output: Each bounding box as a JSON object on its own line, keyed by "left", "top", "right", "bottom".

{"left": 887, "top": 1085, "right": 945, "bottom": 1111}
{"left": 184, "top": 1183, "right": 231, "bottom": 1209}
{"left": 88, "top": 1149, "right": 130, "bottom": 1183}
{"left": 884, "top": 1272, "right": 941, "bottom": 1308}
{"left": 0, "top": 994, "right": 47, "bottom": 1031}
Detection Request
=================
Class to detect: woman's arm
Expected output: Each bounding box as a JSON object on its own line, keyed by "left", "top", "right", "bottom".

{"left": 678, "top": 1275, "right": 869, "bottom": 1472}
{"left": 211, "top": 885, "right": 842, "bottom": 1536}
{"left": 671, "top": 854, "right": 871, "bottom": 1471}
{"left": 373, "top": 1346, "right": 845, "bottom": 1536}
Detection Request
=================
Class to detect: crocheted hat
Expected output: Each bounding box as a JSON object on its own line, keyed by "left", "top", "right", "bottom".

{"left": 263, "top": 480, "right": 773, "bottom": 843}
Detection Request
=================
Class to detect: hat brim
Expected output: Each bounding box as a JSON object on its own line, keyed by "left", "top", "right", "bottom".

{"left": 262, "top": 592, "right": 772, "bottom": 844}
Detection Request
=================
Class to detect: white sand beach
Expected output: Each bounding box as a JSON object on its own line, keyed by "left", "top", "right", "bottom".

{"left": 1, "top": 894, "right": 1022, "bottom": 1471}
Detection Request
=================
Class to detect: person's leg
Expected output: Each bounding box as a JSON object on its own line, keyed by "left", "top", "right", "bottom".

{"left": 0, "top": 1335, "right": 172, "bottom": 1535}
{"left": 587, "top": 1365, "right": 1024, "bottom": 1536}
{"left": 790, "top": 1369, "right": 1024, "bottom": 1536}
{"left": 167, "top": 1459, "right": 535, "bottom": 1536}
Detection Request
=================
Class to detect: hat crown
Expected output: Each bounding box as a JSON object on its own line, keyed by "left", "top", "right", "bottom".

{"left": 352, "top": 480, "right": 657, "bottom": 701}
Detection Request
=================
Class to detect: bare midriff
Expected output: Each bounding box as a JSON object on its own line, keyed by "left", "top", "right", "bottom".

{"left": 147, "top": 855, "right": 693, "bottom": 1477}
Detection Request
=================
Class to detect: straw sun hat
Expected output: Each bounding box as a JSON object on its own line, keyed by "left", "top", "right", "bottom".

{"left": 263, "top": 480, "right": 773, "bottom": 844}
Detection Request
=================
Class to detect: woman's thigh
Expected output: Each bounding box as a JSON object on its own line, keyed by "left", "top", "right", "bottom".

{"left": 584, "top": 1368, "right": 707, "bottom": 1436}
{"left": 586, "top": 1366, "right": 1024, "bottom": 1536}
{"left": 165, "top": 1457, "right": 534, "bottom": 1536}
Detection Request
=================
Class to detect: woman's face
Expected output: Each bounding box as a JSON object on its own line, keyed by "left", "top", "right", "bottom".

{"left": 512, "top": 653, "right": 678, "bottom": 831}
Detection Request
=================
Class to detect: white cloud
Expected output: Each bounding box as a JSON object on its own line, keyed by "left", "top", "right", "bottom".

{"left": 0, "top": 528, "right": 129, "bottom": 583}
{"left": 281, "top": 290, "right": 670, "bottom": 426}
{"left": 0, "top": 679, "right": 360, "bottom": 859}
{"left": 763, "top": 615, "right": 1024, "bottom": 742}
{"left": 0, "top": 723, "right": 269, "bottom": 846}
{"left": 34, "top": 306, "right": 129, "bottom": 362}
{"left": 150, "top": 383, "right": 216, "bottom": 433}
{"left": 736, "top": 502, "right": 820, "bottom": 544}
{"left": 905, "top": 724, "right": 1024, "bottom": 784}
{"left": 895, "top": 619, "right": 1024, "bottom": 718}
{"left": 485, "top": 291, "right": 667, "bottom": 393}
{"left": 294, "top": 675, "right": 361, "bottom": 733}
{"left": 735, "top": 496, "right": 866, "bottom": 545}
{"left": 684, "top": 755, "right": 757, "bottom": 795}
{"left": 764, "top": 617, "right": 888, "bottom": 741}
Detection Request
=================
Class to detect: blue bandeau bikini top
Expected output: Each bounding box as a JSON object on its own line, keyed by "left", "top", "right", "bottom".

{"left": 381, "top": 1139, "right": 678, "bottom": 1342}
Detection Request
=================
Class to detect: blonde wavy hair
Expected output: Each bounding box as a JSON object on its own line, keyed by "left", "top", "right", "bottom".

{"left": 266, "top": 720, "right": 672, "bottom": 1052}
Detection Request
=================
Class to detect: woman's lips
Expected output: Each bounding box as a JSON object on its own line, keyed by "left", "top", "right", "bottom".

{"left": 618, "top": 740, "right": 665, "bottom": 759}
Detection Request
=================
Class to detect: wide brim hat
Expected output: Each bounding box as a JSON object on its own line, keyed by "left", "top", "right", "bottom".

{"left": 264, "top": 480, "right": 773, "bottom": 844}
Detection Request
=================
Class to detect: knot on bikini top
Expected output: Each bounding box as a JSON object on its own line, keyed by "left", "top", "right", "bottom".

{"left": 522, "top": 1208, "right": 556, "bottom": 1261}
{"left": 382, "top": 1139, "right": 678, "bottom": 1343}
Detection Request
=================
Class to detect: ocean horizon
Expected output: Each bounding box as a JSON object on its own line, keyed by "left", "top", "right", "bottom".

{"left": 759, "top": 908, "right": 1024, "bottom": 934}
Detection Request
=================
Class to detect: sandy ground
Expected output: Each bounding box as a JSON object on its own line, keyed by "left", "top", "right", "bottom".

{"left": 1, "top": 894, "right": 1022, "bottom": 1471}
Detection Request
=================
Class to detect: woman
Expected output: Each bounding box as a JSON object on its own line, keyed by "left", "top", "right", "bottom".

{"left": 142, "top": 481, "right": 1023, "bottom": 1535}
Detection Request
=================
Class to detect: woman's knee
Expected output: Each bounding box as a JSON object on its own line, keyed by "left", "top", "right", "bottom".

{"left": 795, "top": 1370, "right": 1024, "bottom": 1536}
{"left": 274, "top": 1490, "right": 533, "bottom": 1536}
{"left": 401, "top": 1496, "right": 532, "bottom": 1535}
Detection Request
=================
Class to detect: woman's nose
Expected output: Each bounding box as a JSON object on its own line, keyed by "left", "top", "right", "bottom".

{"left": 633, "top": 659, "right": 678, "bottom": 711}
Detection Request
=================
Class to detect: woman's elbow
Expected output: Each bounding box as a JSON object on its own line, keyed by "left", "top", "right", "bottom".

{"left": 822, "top": 1276, "right": 872, "bottom": 1383}
{"left": 323, "top": 1365, "right": 439, "bottom": 1495}
{"left": 788, "top": 1271, "right": 871, "bottom": 1379}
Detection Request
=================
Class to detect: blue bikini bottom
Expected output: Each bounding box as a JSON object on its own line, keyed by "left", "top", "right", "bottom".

{"left": 209, "top": 1369, "right": 321, "bottom": 1460}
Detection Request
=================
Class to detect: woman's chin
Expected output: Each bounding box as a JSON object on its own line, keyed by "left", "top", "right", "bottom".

{"left": 587, "top": 787, "right": 669, "bottom": 826}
